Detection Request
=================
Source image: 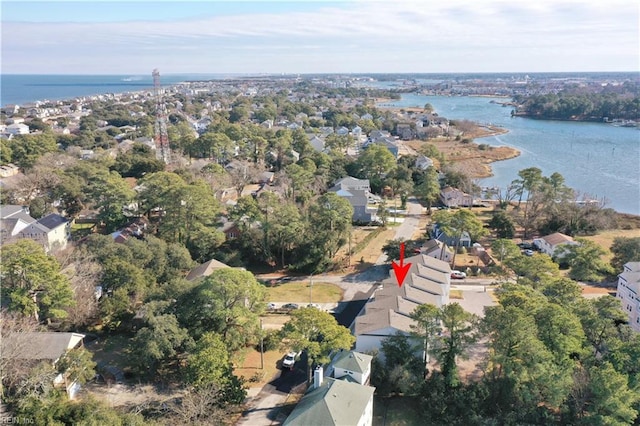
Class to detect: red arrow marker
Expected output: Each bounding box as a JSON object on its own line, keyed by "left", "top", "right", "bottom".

{"left": 391, "top": 242, "right": 412, "bottom": 287}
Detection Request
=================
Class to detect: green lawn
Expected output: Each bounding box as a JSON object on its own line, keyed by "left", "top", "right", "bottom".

{"left": 265, "top": 281, "right": 343, "bottom": 303}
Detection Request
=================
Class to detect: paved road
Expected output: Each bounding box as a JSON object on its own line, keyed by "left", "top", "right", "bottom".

{"left": 375, "top": 197, "right": 424, "bottom": 265}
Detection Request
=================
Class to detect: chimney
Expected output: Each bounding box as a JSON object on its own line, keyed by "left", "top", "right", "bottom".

{"left": 313, "top": 366, "right": 324, "bottom": 389}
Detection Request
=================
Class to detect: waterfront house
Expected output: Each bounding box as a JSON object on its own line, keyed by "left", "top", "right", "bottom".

{"left": 440, "top": 186, "right": 473, "bottom": 208}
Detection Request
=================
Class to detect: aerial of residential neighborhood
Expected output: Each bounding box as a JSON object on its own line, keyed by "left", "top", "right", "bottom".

{"left": 1, "top": 1, "right": 639, "bottom": 425}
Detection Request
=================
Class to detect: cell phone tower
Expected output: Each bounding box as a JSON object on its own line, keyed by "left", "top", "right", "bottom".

{"left": 152, "top": 68, "right": 171, "bottom": 164}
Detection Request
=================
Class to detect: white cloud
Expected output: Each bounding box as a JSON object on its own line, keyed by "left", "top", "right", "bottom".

{"left": 2, "top": 0, "right": 638, "bottom": 73}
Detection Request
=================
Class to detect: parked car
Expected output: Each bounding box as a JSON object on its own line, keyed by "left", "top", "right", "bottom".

{"left": 267, "top": 302, "right": 277, "bottom": 310}
{"left": 282, "top": 303, "right": 299, "bottom": 310}
{"left": 451, "top": 270, "right": 467, "bottom": 279}
{"left": 523, "top": 249, "right": 535, "bottom": 256}
{"left": 307, "top": 303, "right": 321, "bottom": 309}
{"left": 282, "top": 351, "right": 298, "bottom": 370}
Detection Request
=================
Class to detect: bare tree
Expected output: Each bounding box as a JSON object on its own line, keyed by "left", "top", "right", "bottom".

{"left": 0, "top": 311, "right": 41, "bottom": 396}
{"left": 167, "top": 385, "right": 230, "bottom": 425}
{"left": 56, "top": 248, "right": 102, "bottom": 328}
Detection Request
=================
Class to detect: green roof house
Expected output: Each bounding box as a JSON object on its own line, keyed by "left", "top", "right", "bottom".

{"left": 283, "top": 373, "right": 375, "bottom": 426}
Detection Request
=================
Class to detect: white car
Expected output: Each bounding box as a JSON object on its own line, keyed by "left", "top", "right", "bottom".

{"left": 451, "top": 270, "right": 467, "bottom": 279}
{"left": 282, "top": 351, "right": 298, "bottom": 370}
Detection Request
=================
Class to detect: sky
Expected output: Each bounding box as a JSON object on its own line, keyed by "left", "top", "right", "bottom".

{"left": 2, "top": 0, "right": 639, "bottom": 75}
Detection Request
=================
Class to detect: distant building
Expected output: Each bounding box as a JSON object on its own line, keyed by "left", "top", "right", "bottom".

{"left": 186, "top": 258, "right": 230, "bottom": 282}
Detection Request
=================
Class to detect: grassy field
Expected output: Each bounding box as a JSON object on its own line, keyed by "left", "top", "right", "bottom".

{"left": 265, "top": 281, "right": 343, "bottom": 303}
{"left": 582, "top": 229, "right": 640, "bottom": 262}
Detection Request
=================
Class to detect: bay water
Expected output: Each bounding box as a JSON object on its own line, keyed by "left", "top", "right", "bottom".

{"left": 386, "top": 94, "right": 640, "bottom": 215}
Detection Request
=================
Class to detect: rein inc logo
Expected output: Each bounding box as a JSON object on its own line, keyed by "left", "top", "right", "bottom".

{"left": 0, "top": 417, "right": 34, "bottom": 425}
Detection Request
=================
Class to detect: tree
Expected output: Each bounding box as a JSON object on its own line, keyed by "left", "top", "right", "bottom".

{"left": 88, "top": 170, "right": 135, "bottom": 232}
{"left": 185, "top": 332, "right": 246, "bottom": 404}
{"left": 581, "top": 362, "right": 639, "bottom": 424}
{"left": 0, "top": 240, "right": 75, "bottom": 322}
{"left": 355, "top": 143, "right": 396, "bottom": 181}
{"left": 432, "top": 209, "right": 487, "bottom": 268}
{"left": 490, "top": 239, "right": 521, "bottom": 264}
{"left": 178, "top": 269, "right": 266, "bottom": 351}
{"left": 138, "top": 171, "right": 218, "bottom": 245}
{"left": 610, "top": 236, "right": 640, "bottom": 272}
{"left": 409, "top": 303, "right": 441, "bottom": 377}
{"left": 414, "top": 166, "right": 440, "bottom": 213}
{"left": 511, "top": 167, "right": 543, "bottom": 238}
{"left": 505, "top": 253, "right": 560, "bottom": 286}
{"left": 556, "top": 239, "right": 614, "bottom": 282}
{"left": 280, "top": 307, "right": 355, "bottom": 382}
{"left": 56, "top": 347, "right": 96, "bottom": 389}
{"left": 488, "top": 210, "right": 515, "bottom": 238}
{"left": 6, "top": 133, "right": 58, "bottom": 169}
{"left": 302, "top": 192, "right": 353, "bottom": 269}
{"left": 131, "top": 304, "right": 192, "bottom": 375}
{"left": 438, "top": 303, "right": 479, "bottom": 387}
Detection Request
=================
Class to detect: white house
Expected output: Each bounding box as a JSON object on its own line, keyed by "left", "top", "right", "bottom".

{"left": 617, "top": 262, "right": 640, "bottom": 332}
{"left": 329, "top": 351, "right": 373, "bottom": 385}
{"left": 533, "top": 232, "right": 578, "bottom": 258}
{"left": 0, "top": 206, "right": 70, "bottom": 253}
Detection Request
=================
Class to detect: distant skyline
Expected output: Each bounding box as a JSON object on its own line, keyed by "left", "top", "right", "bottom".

{"left": 2, "top": 0, "right": 639, "bottom": 75}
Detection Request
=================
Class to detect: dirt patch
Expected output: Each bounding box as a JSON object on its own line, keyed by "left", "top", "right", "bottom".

{"left": 235, "top": 348, "right": 284, "bottom": 388}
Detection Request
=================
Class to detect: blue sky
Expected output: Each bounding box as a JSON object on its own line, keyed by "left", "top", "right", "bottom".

{"left": 2, "top": 0, "right": 638, "bottom": 74}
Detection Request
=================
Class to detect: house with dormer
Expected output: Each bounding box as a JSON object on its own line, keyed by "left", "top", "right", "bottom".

{"left": 284, "top": 352, "right": 375, "bottom": 426}
{"left": 0, "top": 205, "right": 70, "bottom": 253}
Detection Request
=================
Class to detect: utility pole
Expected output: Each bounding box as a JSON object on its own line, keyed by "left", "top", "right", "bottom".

{"left": 309, "top": 273, "right": 314, "bottom": 306}
{"left": 260, "top": 318, "right": 264, "bottom": 369}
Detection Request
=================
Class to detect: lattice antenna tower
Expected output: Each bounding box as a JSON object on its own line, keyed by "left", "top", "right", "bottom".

{"left": 152, "top": 68, "right": 171, "bottom": 164}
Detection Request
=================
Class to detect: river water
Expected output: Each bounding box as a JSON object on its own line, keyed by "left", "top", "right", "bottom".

{"left": 384, "top": 94, "right": 640, "bottom": 215}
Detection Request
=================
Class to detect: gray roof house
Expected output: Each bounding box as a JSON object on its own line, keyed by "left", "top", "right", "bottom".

{"left": 284, "top": 353, "right": 375, "bottom": 426}
{"left": 354, "top": 254, "right": 451, "bottom": 356}
{"left": 329, "top": 177, "right": 378, "bottom": 223}
{"left": 0, "top": 206, "right": 70, "bottom": 253}
{"left": 1, "top": 332, "right": 86, "bottom": 399}
{"left": 329, "top": 350, "right": 373, "bottom": 385}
